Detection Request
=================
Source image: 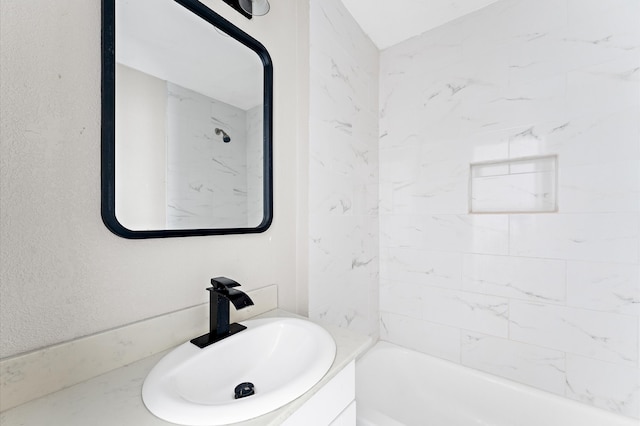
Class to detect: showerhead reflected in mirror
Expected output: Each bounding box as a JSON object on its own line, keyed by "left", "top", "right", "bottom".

{"left": 215, "top": 128, "right": 232, "bottom": 143}
{"left": 102, "top": 0, "right": 273, "bottom": 238}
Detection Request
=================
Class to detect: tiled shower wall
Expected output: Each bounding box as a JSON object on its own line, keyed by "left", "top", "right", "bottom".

{"left": 246, "top": 104, "right": 264, "bottom": 227}
{"left": 308, "top": 0, "right": 379, "bottom": 336}
{"left": 379, "top": 0, "right": 639, "bottom": 418}
{"left": 167, "top": 83, "right": 247, "bottom": 228}
{"left": 166, "top": 84, "right": 263, "bottom": 229}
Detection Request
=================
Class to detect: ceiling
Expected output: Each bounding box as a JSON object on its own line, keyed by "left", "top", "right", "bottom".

{"left": 339, "top": 0, "right": 500, "bottom": 50}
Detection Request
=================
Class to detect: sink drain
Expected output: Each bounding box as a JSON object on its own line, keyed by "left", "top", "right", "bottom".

{"left": 234, "top": 382, "right": 255, "bottom": 399}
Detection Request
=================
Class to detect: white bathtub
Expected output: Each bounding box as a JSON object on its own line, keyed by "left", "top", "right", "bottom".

{"left": 356, "top": 341, "right": 637, "bottom": 426}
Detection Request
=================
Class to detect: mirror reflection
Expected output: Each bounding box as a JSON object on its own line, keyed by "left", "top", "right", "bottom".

{"left": 102, "top": 0, "right": 273, "bottom": 237}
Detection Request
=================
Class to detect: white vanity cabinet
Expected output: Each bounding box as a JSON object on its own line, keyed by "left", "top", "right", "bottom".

{"left": 283, "top": 361, "right": 356, "bottom": 426}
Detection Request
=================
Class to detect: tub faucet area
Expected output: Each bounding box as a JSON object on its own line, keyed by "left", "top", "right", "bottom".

{"left": 190, "top": 277, "right": 254, "bottom": 348}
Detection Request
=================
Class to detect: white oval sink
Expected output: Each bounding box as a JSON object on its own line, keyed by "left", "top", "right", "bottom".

{"left": 142, "top": 317, "right": 336, "bottom": 425}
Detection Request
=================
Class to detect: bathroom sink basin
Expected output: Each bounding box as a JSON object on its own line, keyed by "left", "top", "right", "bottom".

{"left": 142, "top": 317, "right": 336, "bottom": 425}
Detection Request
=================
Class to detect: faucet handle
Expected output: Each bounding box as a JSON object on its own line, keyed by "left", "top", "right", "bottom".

{"left": 210, "top": 276, "right": 241, "bottom": 292}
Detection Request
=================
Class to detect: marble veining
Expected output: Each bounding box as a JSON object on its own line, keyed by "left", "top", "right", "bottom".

{"left": 165, "top": 82, "right": 263, "bottom": 229}
{"left": 308, "top": 0, "right": 379, "bottom": 338}
{"left": 461, "top": 332, "right": 566, "bottom": 394}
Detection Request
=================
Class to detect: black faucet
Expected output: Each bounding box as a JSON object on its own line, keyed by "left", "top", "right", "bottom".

{"left": 190, "top": 277, "right": 254, "bottom": 349}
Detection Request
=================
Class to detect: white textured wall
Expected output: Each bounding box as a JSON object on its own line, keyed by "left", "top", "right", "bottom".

{"left": 308, "top": 0, "right": 379, "bottom": 336}
{"left": 379, "top": 0, "right": 639, "bottom": 418}
{"left": 0, "top": 0, "right": 307, "bottom": 359}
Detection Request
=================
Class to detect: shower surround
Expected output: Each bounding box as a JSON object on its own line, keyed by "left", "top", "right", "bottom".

{"left": 308, "top": 0, "right": 380, "bottom": 337}
{"left": 378, "top": 0, "right": 639, "bottom": 419}
{"left": 309, "top": 0, "right": 638, "bottom": 418}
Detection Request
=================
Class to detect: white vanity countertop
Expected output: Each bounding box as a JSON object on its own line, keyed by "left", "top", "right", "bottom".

{"left": 0, "top": 309, "right": 372, "bottom": 426}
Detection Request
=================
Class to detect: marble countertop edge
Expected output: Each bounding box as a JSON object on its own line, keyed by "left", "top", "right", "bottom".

{"left": 0, "top": 308, "right": 372, "bottom": 426}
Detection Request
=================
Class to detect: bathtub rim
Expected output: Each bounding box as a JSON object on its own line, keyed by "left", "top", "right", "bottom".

{"left": 356, "top": 340, "right": 638, "bottom": 425}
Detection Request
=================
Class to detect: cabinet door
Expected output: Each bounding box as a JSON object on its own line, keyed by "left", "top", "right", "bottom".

{"left": 282, "top": 361, "right": 355, "bottom": 426}
{"left": 330, "top": 400, "right": 356, "bottom": 425}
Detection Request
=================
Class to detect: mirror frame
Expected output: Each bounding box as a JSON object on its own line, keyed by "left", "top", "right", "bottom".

{"left": 101, "top": 0, "right": 273, "bottom": 238}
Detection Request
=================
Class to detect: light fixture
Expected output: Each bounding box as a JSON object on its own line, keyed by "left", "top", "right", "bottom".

{"left": 238, "top": 0, "right": 270, "bottom": 16}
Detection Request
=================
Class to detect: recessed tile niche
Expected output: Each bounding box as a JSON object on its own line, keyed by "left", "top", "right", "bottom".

{"left": 469, "top": 155, "right": 558, "bottom": 214}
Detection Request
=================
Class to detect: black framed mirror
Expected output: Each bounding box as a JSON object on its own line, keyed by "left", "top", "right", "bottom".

{"left": 101, "top": 0, "right": 273, "bottom": 238}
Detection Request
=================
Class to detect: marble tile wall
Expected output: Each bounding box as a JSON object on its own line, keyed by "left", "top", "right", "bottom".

{"left": 245, "top": 104, "right": 264, "bottom": 227}
{"left": 308, "top": 0, "right": 379, "bottom": 337}
{"left": 166, "top": 82, "right": 249, "bottom": 228}
{"left": 379, "top": 0, "right": 639, "bottom": 419}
